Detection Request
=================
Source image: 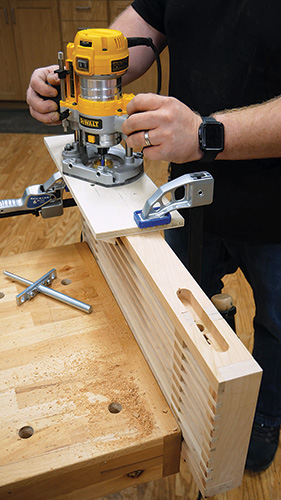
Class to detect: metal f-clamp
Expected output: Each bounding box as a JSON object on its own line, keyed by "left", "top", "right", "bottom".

{"left": 4, "top": 268, "right": 92, "bottom": 314}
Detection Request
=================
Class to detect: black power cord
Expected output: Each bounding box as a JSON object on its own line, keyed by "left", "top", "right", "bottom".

{"left": 127, "top": 37, "right": 162, "bottom": 94}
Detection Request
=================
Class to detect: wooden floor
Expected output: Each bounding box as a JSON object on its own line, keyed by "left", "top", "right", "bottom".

{"left": 1, "top": 133, "right": 280, "bottom": 499}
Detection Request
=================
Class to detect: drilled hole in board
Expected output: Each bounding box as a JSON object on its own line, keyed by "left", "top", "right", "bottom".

{"left": 0, "top": 292, "right": 4, "bottom": 299}
{"left": 61, "top": 278, "right": 72, "bottom": 286}
{"left": 196, "top": 323, "right": 204, "bottom": 332}
{"left": 18, "top": 426, "right": 34, "bottom": 439}
{"left": 108, "top": 402, "right": 122, "bottom": 414}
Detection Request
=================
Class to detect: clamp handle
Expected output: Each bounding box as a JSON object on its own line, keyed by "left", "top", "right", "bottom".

{"left": 0, "top": 172, "right": 66, "bottom": 218}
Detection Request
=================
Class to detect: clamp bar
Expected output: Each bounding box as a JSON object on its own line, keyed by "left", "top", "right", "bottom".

{"left": 0, "top": 172, "right": 70, "bottom": 219}
{"left": 4, "top": 270, "right": 92, "bottom": 314}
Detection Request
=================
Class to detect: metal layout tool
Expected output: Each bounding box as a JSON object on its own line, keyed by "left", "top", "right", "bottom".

{"left": 4, "top": 268, "right": 92, "bottom": 313}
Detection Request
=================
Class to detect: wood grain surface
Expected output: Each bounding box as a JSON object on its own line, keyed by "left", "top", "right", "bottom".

{"left": 0, "top": 133, "right": 280, "bottom": 499}
{"left": 0, "top": 242, "right": 181, "bottom": 499}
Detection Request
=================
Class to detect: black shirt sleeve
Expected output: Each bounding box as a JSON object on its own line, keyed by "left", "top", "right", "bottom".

{"left": 131, "top": 0, "right": 166, "bottom": 34}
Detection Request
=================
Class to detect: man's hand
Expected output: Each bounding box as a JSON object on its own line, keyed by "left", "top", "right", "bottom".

{"left": 26, "top": 66, "right": 61, "bottom": 125}
{"left": 122, "top": 93, "right": 203, "bottom": 163}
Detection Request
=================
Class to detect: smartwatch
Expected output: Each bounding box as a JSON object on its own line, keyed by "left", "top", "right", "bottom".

{"left": 198, "top": 116, "right": 224, "bottom": 163}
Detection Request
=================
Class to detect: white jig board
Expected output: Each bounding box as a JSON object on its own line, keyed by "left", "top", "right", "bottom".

{"left": 44, "top": 135, "right": 184, "bottom": 240}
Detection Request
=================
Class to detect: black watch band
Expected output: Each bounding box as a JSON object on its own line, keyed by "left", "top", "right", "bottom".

{"left": 198, "top": 116, "right": 224, "bottom": 163}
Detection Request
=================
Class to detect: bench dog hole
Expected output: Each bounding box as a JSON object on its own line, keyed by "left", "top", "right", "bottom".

{"left": 61, "top": 278, "right": 72, "bottom": 286}
{"left": 108, "top": 402, "right": 122, "bottom": 414}
{"left": 19, "top": 426, "right": 34, "bottom": 439}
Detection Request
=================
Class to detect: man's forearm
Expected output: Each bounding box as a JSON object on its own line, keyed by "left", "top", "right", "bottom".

{"left": 215, "top": 96, "right": 281, "bottom": 160}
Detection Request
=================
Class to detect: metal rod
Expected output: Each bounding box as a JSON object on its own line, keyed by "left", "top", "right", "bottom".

{"left": 58, "top": 51, "right": 66, "bottom": 101}
{"left": 4, "top": 270, "right": 92, "bottom": 314}
{"left": 11, "top": 7, "right": 15, "bottom": 24}
{"left": 4, "top": 8, "right": 9, "bottom": 24}
{"left": 125, "top": 143, "right": 133, "bottom": 158}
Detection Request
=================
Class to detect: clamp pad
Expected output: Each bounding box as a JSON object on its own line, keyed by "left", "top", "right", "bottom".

{"left": 133, "top": 209, "right": 171, "bottom": 228}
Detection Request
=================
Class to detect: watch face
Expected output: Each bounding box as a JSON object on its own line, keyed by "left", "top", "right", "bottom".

{"left": 202, "top": 122, "right": 224, "bottom": 150}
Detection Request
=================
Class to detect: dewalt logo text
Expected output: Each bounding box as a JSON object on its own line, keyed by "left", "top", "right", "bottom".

{"left": 79, "top": 116, "right": 102, "bottom": 129}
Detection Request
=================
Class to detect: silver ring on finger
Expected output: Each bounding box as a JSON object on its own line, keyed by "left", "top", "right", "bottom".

{"left": 144, "top": 130, "right": 152, "bottom": 147}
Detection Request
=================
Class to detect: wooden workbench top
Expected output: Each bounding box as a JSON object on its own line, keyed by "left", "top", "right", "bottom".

{"left": 0, "top": 242, "right": 180, "bottom": 500}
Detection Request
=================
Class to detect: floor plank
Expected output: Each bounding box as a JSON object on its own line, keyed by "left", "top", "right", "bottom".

{"left": 0, "top": 133, "right": 280, "bottom": 499}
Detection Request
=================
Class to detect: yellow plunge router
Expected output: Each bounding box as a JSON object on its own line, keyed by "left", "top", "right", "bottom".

{"left": 57, "top": 28, "right": 143, "bottom": 186}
